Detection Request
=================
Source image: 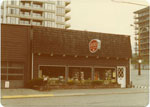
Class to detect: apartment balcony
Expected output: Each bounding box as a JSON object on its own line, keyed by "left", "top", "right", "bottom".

{"left": 65, "top": 15, "right": 71, "bottom": 21}
{"left": 134, "top": 25, "right": 149, "bottom": 30}
{"left": 56, "top": 13, "right": 65, "bottom": 16}
{"left": 135, "top": 30, "right": 149, "bottom": 35}
{"left": 20, "top": 13, "right": 30, "bottom": 17}
{"left": 134, "top": 13, "right": 149, "bottom": 19}
{"left": 1, "top": 4, "right": 4, "bottom": 9}
{"left": 135, "top": 42, "right": 138, "bottom": 46}
{"left": 140, "top": 47, "right": 149, "bottom": 51}
{"left": 65, "top": 7, "right": 71, "bottom": 13}
{"left": 32, "top": 5, "right": 43, "bottom": 9}
{"left": 65, "top": 23, "right": 71, "bottom": 29}
{"left": 6, "top": 14, "right": 55, "bottom": 22}
{"left": 134, "top": 47, "right": 138, "bottom": 52}
{"left": 7, "top": 4, "right": 55, "bottom": 13}
{"left": 134, "top": 18, "right": 149, "bottom": 24}
{"left": 141, "top": 52, "right": 149, "bottom": 56}
{"left": 140, "top": 35, "right": 149, "bottom": 39}
{"left": 134, "top": 37, "right": 139, "bottom": 40}
{"left": 140, "top": 40, "right": 149, "bottom": 45}
{"left": 65, "top": 0, "right": 71, "bottom": 6}
{"left": 32, "top": 0, "right": 44, "bottom": 4}
{"left": 57, "top": 5, "right": 65, "bottom": 8}
{"left": 32, "top": 0, "right": 55, "bottom": 4}
{"left": 134, "top": 15, "right": 138, "bottom": 19}
{"left": 56, "top": 21, "right": 65, "bottom": 25}
{"left": 134, "top": 20, "right": 138, "bottom": 24}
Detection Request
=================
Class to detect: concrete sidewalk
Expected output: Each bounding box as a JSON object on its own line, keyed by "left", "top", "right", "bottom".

{"left": 1, "top": 88, "right": 148, "bottom": 99}
{"left": 131, "top": 69, "right": 149, "bottom": 88}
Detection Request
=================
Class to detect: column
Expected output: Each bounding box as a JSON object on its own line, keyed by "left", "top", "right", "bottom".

{"left": 65, "top": 66, "right": 69, "bottom": 82}
{"left": 91, "top": 67, "right": 94, "bottom": 80}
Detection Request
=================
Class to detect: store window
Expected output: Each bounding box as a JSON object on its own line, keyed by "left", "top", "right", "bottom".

{"left": 94, "top": 68, "right": 116, "bottom": 82}
{"left": 69, "top": 67, "right": 92, "bottom": 80}
{"left": 39, "top": 66, "right": 65, "bottom": 80}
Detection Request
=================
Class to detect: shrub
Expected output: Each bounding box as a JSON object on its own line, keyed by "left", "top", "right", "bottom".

{"left": 67, "top": 80, "right": 76, "bottom": 85}
{"left": 103, "top": 80, "right": 111, "bottom": 85}
{"left": 84, "top": 80, "right": 92, "bottom": 85}
{"left": 25, "top": 78, "right": 43, "bottom": 88}
{"left": 91, "top": 80, "right": 103, "bottom": 86}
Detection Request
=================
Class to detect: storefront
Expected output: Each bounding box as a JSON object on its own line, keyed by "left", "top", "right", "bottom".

{"left": 1, "top": 24, "right": 132, "bottom": 88}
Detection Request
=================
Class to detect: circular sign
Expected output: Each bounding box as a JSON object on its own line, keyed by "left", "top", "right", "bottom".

{"left": 89, "top": 39, "right": 101, "bottom": 53}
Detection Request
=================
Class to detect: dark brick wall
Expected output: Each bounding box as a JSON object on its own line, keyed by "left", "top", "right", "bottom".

{"left": 1, "top": 24, "right": 31, "bottom": 83}
{"left": 33, "top": 26, "right": 132, "bottom": 58}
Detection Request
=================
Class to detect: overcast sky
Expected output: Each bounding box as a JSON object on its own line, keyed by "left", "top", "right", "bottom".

{"left": 69, "top": 0, "right": 149, "bottom": 53}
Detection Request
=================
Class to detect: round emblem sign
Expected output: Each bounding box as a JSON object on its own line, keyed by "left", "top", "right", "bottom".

{"left": 89, "top": 39, "right": 101, "bottom": 53}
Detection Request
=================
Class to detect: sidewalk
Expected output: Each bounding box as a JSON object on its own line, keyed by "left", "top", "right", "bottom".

{"left": 131, "top": 69, "right": 149, "bottom": 88}
{"left": 1, "top": 88, "right": 148, "bottom": 99}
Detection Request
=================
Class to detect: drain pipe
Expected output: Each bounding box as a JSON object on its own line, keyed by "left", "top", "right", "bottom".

{"left": 31, "top": 26, "right": 34, "bottom": 80}
{"left": 31, "top": 52, "right": 34, "bottom": 79}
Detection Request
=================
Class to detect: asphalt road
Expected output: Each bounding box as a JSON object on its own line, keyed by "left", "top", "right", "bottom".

{"left": 1, "top": 89, "right": 149, "bottom": 107}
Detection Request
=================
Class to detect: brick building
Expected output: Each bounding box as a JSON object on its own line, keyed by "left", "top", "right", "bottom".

{"left": 1, "top": 24, "right": 132, "bottom": 88}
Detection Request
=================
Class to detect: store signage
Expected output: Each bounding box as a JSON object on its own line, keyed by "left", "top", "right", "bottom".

{"left": 5, "top": 81, "right": 9, "bottom": 88}
{"left": 89, "top": 39, "right": 101, "bottom": 53}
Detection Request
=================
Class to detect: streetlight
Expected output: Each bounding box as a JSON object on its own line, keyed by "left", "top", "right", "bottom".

{"left": 131, "top": 24, "right": 148, "bottom": 75}
{"left": 138, "top": 59, "right": 142, "bottom": 75}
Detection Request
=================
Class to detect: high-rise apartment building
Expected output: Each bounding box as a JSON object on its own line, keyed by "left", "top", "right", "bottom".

{"left": 1, "top": 0, "right": 71, "bottom": 29}
{"left": 134, "top": 6, "right": 149, "bottom": 64}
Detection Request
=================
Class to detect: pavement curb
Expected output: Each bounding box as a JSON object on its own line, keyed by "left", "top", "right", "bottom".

{"left": 2, "top": 94, "right": 54, "bottom": 99}
{"left": 2, "top": 91, "right": 148, "bottom": 99}
{"left": 132, "top": 85, "right": 148, "bottom": 89}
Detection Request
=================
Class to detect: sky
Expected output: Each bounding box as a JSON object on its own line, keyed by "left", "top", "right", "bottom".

{"left": 69, "top": 0, "right": 149, "bottom": 53}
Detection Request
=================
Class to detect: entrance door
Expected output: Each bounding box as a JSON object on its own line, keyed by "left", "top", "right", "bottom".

{"left": 117, "top": 66, "right": 126, "bottom": 88}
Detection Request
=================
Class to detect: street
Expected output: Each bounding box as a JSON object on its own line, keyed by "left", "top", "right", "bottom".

{"left": 1, "top": 88, "right": 149, "bottom": 107}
